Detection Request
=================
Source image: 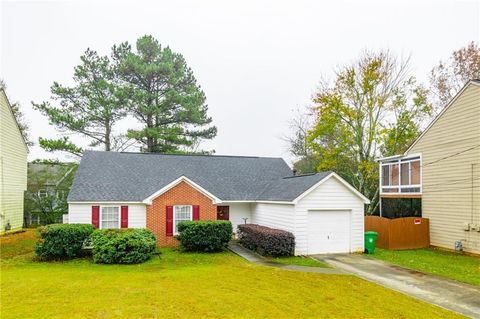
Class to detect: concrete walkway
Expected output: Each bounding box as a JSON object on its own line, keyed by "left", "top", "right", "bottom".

{"left": 313, "top": 254, "right": 480, "bottom": 318}
{"left": 228, "top": 243, "right": 346, "bottom": 274}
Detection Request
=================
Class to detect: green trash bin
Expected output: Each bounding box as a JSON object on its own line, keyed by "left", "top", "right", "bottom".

{"left": 364, "top": 231, "right": 378, "bottom": 254}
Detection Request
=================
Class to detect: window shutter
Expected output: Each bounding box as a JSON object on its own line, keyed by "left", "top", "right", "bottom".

{"left": 166, "top": 206, "right": 173, "bottom": 236}
{"left": 92, "top": 206, "right": 100, "bottom": 229}
{"left": 121, "top": 206, "right": 128, "bottom": 228}
{"left": 193, "top": 205, "right": 200, "bottom": 220}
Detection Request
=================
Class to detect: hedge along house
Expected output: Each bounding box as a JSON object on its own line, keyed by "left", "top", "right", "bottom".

{"left": 68, "top": 151, "right": 369, "bottom": 255}
{"left": 377, "top": 80, "right": 480, "bottom": 254}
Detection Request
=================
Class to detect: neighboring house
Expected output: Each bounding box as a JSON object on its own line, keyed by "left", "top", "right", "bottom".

{"left": 68, "top": 151, "right": 369, "bottom": 255}
{"left": 25, "top": 162, "right": 76, "bottom": 225}
{"left": 378, "top": 80, "right": 480, "bottom": 254}
{"left": 0, "top": 89, "right": 28, "bottom": 234}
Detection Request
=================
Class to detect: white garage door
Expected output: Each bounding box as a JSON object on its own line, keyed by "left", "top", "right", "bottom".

{"left": 307, "top": 210, "right": 351, "bottom": 254}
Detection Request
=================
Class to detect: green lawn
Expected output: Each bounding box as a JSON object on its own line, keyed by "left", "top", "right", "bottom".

{"left": 369, "top": 248, "right": 480, "bottom": 286}
{"left": 0, "top": 230, "right": 464, "bottom": 319}
{"left": 268, "top": 255, "right": 330, "bottom": 268}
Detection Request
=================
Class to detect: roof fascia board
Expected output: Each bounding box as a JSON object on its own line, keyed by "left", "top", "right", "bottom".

{"left": 377, "top": 153, "right": 422, "bottom": 163}
{"left": 210, "top": 200, "right": 294, "bottom": 205}
{"left": 292, "top": 172, "right": 370, "bottom": 204}
{"left": 68, "top": 201, "right": 144, "bottom": 204}
{"left": 254, "top": 200, "right": 294, "bottom": 205}
{"left": 1, "top": 89, "right": 28, "bottom": 151}
{"left": 69, "top": 199, "right": 296, "bottom": 205}
{"left": 217, "top": 200, "right": 253, "bottom": 203}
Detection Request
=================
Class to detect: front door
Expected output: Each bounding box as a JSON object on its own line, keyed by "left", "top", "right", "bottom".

{"left": 217, "top": 206, "right": 230, "bottom": 221}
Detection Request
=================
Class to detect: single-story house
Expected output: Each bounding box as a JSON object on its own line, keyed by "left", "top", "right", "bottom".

{"left": 378, "top": 79, "right": 480, "bottom": 254}
{"left": 68, "top": 151, "right": 369, "bottom": 255}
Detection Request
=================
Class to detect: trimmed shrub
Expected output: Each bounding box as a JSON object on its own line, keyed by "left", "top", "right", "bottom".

{"left": 237, "top": 224, "right": 295, "bottom": 257}
{"left": 91, "top": 228, "right": 156, "bottom": 264}
{"left": 177, "top": 220, "right": 233, "bottom": 252}
{"left": 35, "top": 224, "right": 94, "bottom": 260}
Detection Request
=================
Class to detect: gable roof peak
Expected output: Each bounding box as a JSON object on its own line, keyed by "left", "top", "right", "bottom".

{"left": 405, "top": 79, "right": 480, "bottom": 154}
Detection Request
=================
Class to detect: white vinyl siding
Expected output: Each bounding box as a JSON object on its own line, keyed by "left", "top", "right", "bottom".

{"left": 294, "top": 177, "right": 365, "bottom": 255}
{"left": 0, "top": 90, "right": 28, "bottom": 234}
{"left": 408, "top": 83, "right": 480, "bottom": 254}
{"left": 251, "top": 203, "right": 295, "bottom": 233}
{"left": 228, "top": 203, "right": 252, "bottom": 232}
{"left": 68, "top": 203, "right": 147, "bottom": 228}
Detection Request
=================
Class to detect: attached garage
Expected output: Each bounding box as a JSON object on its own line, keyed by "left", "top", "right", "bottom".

{"left": 252, "top": 172, "right": 369, "bottom": 255}
{"left": 307, "top": 210, "right": 351, "bottom": 254}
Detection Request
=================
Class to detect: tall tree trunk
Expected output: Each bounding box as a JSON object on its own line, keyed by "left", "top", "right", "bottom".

{"left": 105, "top": 120, "right": 111, "bottom": 151}
{"left": 146, "top": 114, "right": 153, "bottom": 152}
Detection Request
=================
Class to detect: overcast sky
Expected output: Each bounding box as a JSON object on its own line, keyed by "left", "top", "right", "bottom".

{"left": 1, "top": 0, "right": 479, "bottom": 164}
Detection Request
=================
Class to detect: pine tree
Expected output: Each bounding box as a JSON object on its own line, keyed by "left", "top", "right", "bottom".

{"left": 112, "top": 35, "right": 217, "bottom": 153}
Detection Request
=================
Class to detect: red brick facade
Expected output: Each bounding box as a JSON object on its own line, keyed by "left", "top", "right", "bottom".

{"left": 146, "top": 181, "right": 217, "bottom": 246}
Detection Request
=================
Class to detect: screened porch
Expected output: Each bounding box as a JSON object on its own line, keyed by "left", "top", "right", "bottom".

{"left": 379, "top": 155, "right": 422, "bottom": 197}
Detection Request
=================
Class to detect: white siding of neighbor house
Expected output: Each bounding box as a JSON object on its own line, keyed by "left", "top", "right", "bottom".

{"left": 251, "top": 202, "right": 295, "bottom": 233}
{"left": 1, "top": 90, "right": 28, "bottom": 234}
{"left": 407, "top": 83, "right": 480, "bottom": 254}
{"left": 68, "top": 203, "right": 146, "bottom": 228}
{"left": 227, "top": 203, "right": 252, "bottom": 232}
{"left": 294, "top": 177, "right": 365, "bottom": 255}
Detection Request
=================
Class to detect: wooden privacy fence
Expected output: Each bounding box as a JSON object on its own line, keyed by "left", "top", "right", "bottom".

{"left": 365, "top": 216, "right": 430, "bottom": 250}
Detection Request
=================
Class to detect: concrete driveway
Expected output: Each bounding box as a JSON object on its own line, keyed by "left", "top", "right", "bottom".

{"left": 313, "top": 254, "right": 480, "bottom": 318}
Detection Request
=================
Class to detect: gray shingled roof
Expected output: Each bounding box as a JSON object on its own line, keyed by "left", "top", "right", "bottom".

{"left": 257, "top": 172, "right": 332, "bottom": 201}
{"left": 68, "top": 151, "right": 331, "bottom": 202}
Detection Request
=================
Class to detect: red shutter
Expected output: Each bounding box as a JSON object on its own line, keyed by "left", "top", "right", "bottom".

{"left": 193, "top": 205, "right": 200, "bottom": 220}
{"left": 166, "top": 206, "right": 173, "bottom": 236}
{"left": 121, "top": 206, "right": 128, "bottom": 228}
{"left": 92, "top": 206, "right": 100, "bottom": 229}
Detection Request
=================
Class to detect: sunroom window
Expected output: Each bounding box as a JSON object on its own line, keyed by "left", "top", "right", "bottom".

{"left": 382, "top": 165, "right": 390, "bottom": 186}
{"left": 411, "top": 161, "right": 421, "bottom": 184}
{"left": 380, "top": 157, "right": 421, "bottom": 194}
{"left": 101, "top": 206, "right": 120, "bottom": 229}
{"left": 401, "top": 162, "right": 410, "bottom": 185}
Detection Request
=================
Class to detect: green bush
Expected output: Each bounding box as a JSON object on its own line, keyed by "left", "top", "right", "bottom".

{"left": 91, "top": 229, "right": 157, "bottom": 264}
{"left": 35, "top": 224, "right": 94, "bottom": 260}
{"left": 177, "top": 221, "right": 233, "bottom": 252}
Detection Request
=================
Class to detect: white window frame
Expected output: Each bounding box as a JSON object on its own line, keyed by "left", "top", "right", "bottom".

{"left": 380, "top": 154, "right": 422, "bottom": 195}
{"left": 173, "top": 205, "right": 193, "bottom": 235}
{"left": 38, "top": 189, "right": 48, "bottom": 198}
{"left": 100, "top": 205, "right": 120, "bottom": 229}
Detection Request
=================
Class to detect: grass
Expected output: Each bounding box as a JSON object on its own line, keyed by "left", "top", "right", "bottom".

{"left": 0, "top": 229, "right": 38, "bottom": 259}
{"left": 268, "top": 255, "right": 330, "bottom": 268}
{"left": 0, "top": 230, "right": 464, "bottom": 319}
{"left": 369, "top": 248, "right": 480, "bottom": 286}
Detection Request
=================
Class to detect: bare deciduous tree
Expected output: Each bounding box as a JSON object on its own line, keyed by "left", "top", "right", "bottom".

{"left": 430, "top": 41, "right": 480, "bottom": 114}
